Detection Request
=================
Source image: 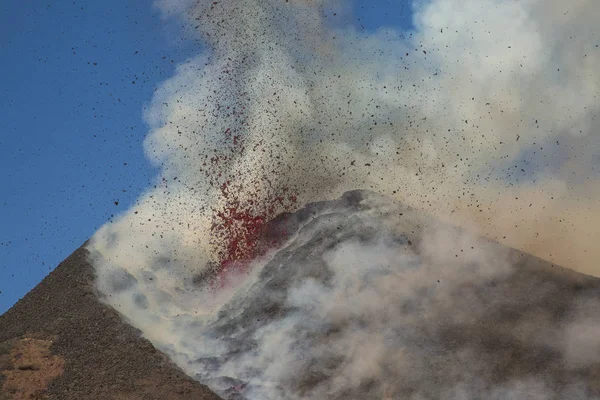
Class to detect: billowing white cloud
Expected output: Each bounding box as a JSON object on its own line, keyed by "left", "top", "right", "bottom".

{"left": 87, "top": 0, "right": 600, "bottom": 398}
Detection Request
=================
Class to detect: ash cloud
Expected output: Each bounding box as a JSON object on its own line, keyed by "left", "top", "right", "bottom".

{"left": 96, "top": 0, "right": 599, "bottom": 276}
{"left": 86, "top": 0, "right": 600, "bottom": 398}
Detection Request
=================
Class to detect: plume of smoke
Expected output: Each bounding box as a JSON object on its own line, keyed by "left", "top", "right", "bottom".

{"left": 93, "top": 0, "right": 599, "bottom": 277}
{"left": 86, "top": 0, "right": 600, "bottom": 398}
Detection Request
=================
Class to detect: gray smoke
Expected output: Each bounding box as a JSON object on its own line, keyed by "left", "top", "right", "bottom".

{"left": 86, "top": 0, "right": 600, "bottom": 398}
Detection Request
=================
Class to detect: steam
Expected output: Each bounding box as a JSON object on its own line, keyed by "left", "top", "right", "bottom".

{"left": 86, "top": 0, "right": 600, "bottom": 399}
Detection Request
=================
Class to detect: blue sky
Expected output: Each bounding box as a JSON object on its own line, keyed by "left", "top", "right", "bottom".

{"left": 0, "top": 0, "right": 413, "bottom": 314}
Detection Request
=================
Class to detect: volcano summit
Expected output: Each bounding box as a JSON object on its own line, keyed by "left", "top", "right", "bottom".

{"left": 87, "top": 190, "right": 600, "bottom": 399}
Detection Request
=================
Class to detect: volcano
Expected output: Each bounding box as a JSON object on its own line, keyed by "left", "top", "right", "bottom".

{"left": 4, "top": 190, "right": 600, "bottom": 399}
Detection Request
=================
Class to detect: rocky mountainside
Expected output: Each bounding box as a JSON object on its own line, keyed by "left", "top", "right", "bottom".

{"left": 3, "top": 190, "right": 600, "bottom": 399}
{"left": 0, "top": 245, "right": 221, "bottom": 400}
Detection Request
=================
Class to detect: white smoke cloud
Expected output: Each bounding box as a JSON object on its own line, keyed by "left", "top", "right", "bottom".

{"left": 140, "top": 0, "right": 600, "bottom": 273}
{"left": 86, "top": 0, "right": 600, "bottom": 398}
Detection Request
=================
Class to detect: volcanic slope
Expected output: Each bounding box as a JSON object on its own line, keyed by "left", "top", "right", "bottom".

{"left": 99, "top": 190, "right": 600, "bottom": 400}
{"left": 0, "top": 245, "right": 222, "bottom": 400}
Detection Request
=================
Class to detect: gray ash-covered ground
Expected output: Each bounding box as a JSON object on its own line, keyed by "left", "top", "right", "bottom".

{"left": 96, "top": 190, "right": 600, "bottom": 400}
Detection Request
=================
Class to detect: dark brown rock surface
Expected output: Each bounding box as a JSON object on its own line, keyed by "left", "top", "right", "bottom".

{"left": 0, "top": 244, "right": 222, "bottom": 400}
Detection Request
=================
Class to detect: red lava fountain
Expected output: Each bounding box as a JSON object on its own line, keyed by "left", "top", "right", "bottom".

{"left": 190, "top": 63, "right": 301, "bottom": 287}
{"left": 209, "top": 181, "right": 297, "bottom": 287}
